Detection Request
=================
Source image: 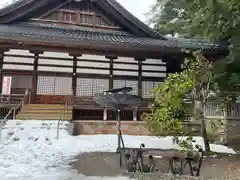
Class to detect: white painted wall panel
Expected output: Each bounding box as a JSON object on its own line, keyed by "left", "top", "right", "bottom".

{"left": 40, "top": 51, "right": 71, "bottom": 58}
{"left": 77, "top": 68, "right": 109, "bottom": 74}
{"left": 145, "top": 58, "right": 165, "bottom": 65}
{"left": 6, "top": 49, "right": 32, "bottom": 56}
{"left": 142, "top": 65, "right": 166, "bottom": 71}
{"left": 142, "top": 72, "right": 166, "bottom": 77}
{"left": 80, "top": 54, "right": 108, "bottom": 61}
{"left": 38, "top": 66, "right": 72, "bottom": 72}
{"left": 4, "top": 56, "right": 34, "bottom": 63}
{"left": 115, "top": 57, "right": 135, "bottom": 63}
{"left": 78, "top": 61, "right": 109, "bottom": 68}
{"left": 113, "top": 71, "right": 138, "bottom": 76}
{"left": 38, "top": 59, "right": 73, "bottom": 66}
{"left": 113, "top": 64, "right": 138, "bottom": 70}
{"left": 3, "top": 64, "right": 33, "bottom": 71}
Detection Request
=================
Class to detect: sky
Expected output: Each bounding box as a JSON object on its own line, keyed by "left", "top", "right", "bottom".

{"left": 0, "top": 0, "right": 155, "bottom": 23}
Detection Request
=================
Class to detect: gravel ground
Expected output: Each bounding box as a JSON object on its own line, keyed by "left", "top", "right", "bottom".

{"left": 71, "top": 152, "right": 240, "bottom": 180}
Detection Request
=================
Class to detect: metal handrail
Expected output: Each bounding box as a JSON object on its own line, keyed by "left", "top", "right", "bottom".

{"left": 0, "top": 89, "right": 30, "bottom": 140}
{"left": 2, "top": 89, "right": 30, "bottom": 121}
{"left": 56, "top": 93, "right": 72, "bottom": 139}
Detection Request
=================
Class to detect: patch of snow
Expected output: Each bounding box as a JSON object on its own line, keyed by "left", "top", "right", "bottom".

{"left": 0, "top": 120, "right": 236, "bottom": 180}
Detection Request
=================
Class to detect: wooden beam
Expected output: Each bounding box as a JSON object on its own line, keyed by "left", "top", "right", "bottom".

{"left": 0, "top": 41, "right": 172, "bottom": 59}
{"left": 72, "top": 56, "right": 77, "bottom": 96}
{"left": 31, "top": 54, "right": 38, "bottom": 103}
{"left": 106, "top": 56, "right": 117, "bottom": 90}
{"left": 0, "top": 53, "right": 3, "bottom": 90}
{"left": 38, "top": 0, "right": 72, "bottom": 19}
{"left": 30, "top": 50, "right": 43, "bottom": 103}
{"left": 30, "top": 18, "right": 121, "bottom": 30}
{"left": 0, "top": 49, "right": 9, "bottom": 90}
{"left": 135, "top": 58, "right": 145, "bottom": 97}
{"left": 69, "top": 53, "right": 81, "bottom": 96}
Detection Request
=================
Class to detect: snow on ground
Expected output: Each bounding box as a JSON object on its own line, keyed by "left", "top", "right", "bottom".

{"left": 0, "top": 120, "right": 236, "bottom": 180}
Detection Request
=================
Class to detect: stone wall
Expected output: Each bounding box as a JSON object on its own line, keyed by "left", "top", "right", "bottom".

{"left": 73, "top": 121, "right": 150, "bottom": 136}
{"left": 227, "top": 120, "right": 240, "bottom": 148}
{"left": 73, "top": 120, "right": 240, "bottom": 150}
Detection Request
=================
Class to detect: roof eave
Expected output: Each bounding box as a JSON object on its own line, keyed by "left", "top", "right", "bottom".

{"left": 0, "top": 35, "right": 227, "bottom": 59}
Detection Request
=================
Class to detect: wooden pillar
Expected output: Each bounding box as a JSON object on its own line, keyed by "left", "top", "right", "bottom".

{"left": 0, "top": 53, "right": 4, "bottom": 90}
{"left": 104, "top": 56, "right": 117, "bottom": 121}
{"left": 134, "top": 57, "right": 145, "bottom": 121}
{"left": 69, "top": 53, "right": 81, "bottom": 96}
{"left": 106, "top": 56, "right": 117, "bottom": 90}
{"left": 135, "top": 57, "right": 145, "bottom": 97}
{"left": 0, "top": 49, "right": 9, "bottom": 90}
{"left": 30, "top": 50, "right": 43, "bottom": 103}
{"left": 72, "top": 56, "right": 78, "bottom": 96}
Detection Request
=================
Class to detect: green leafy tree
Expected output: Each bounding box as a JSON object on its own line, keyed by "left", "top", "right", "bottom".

{"left": 143, "top": 51, "right": 219, "bottom": 152}
{"left": 149, "top": 0, "right": 240, "bottom": 92}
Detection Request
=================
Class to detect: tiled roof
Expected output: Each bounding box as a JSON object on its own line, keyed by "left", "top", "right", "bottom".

{"left": 0, "top": 0, "right": 166, "bottom": 39}
{"left": 0, "top": 23, "right": 227, "bottom": 52}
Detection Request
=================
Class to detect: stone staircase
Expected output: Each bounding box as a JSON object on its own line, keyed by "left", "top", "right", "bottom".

{"left": 16, "top": 104, "right": 72, "bottom": 120}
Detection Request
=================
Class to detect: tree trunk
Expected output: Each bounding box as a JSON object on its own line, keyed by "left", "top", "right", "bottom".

{"left": 201, "top": 118, "right": 211, "bottom": 152}
{"left": 201, "top": 103, "right": 211, "bottom": 152}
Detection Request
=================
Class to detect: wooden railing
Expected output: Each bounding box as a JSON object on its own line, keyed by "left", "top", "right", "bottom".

{"left": 0, "top": 89, "right": 31, "bottom": 140}
{"left": 72, "top": 96, "right": 149, "bottom": 121}
{"left": 1, "top": 89, "right": 31, "bottom": 120}
{"left": 205, "top": 102, "right": 240, "bottom": 120}
{"left": 68, "top": 96, "right": 240, "bottom": 121}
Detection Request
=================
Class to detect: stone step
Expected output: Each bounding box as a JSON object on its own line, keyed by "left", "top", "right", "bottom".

{"left": 17, "top": 112, "right": 72, "bottom": 116}
{"left": 17, "top": 116, "right": 72, "bottom": 120}
{"left": 17, "top": 114, "right": 72, "bottom": 120}
{"left": 21, "top": 109, "right": 72, "bottom": 113}
{"left": 24, "top": 104, "right": 65, "bottom": 108}
{"left": 17, "top": 104, "right": 72, "bottom": 120}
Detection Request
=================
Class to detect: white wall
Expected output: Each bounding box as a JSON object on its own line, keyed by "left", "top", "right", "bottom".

{"left": 3, "top": 49, "right": 166, "bottom": 78}
{"left": 3, "top": 49, "right": 167, "bottom": 97}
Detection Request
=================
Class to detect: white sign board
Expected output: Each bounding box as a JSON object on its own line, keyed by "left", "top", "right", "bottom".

{"left": 1, "top": 76, "right": 12, "bottom": 95}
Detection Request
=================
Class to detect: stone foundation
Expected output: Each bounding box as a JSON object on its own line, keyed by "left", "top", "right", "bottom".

{"left": 73, "top": 121, "right": 150, "bottom": 136}
{"left": 73, "top": 120, "right": 240, "bottom": 150}
{"left": 227, "top": 120, "right": 240, "bottom": 148}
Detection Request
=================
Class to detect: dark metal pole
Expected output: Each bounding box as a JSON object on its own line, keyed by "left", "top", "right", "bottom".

{"left": 117, "top": 109, "right": 121, "bottom": 149}
{"left": 116, "top": 109, "right": 122, "bottom": 167}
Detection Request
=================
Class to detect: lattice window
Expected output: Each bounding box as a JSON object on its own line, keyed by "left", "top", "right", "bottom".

{"left": 37, "top": 76, "right": 71, "bottom": 95}
{"left": 76, "top": 78, "right": 93, "bottom": 96}
{"left": 76, "top": 78, "right": 109, "bottom": 96}
{"left": 153, "top": 81, "right": 163, "bottom": 88}
{"left": 126, "top": 80, "right": 138, "bottom": 95}
{"left": 142, "top": 81, "right": 163, "bottom": 98}
{"left": 54, "top": 77, "right": 72, "bottom": 95}
{"left": 142, "top": 81, "right": 154, "bottom": 99}
{"left": 113, "top": 80, "right": 138, "bottom": 95}
{"left": 113, "top": 80, "right": 126, "bottom": 89}
{"left": 92, "top": 79, "right": 109, "bottom": 95}
{"left": 37, "top": 76, "right": 55, "bottom": 95}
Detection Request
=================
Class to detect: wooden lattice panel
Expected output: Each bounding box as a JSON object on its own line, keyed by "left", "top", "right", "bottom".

{"left": 37, "top": 76, "right": 72, "bottom": 95}
{"left": 76, "top": 78, "right": 109, "bottom": 96}
{"left": 113, "top": 80, "right": 138, "bottom": 95}
{"left": 142, "top": 81, "right": 163, "bottom": 98}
